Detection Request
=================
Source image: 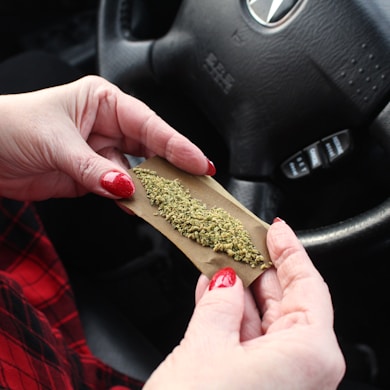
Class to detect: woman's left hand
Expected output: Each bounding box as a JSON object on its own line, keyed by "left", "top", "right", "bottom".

{"left": 145, "top": 220, "right": 346, "bottom": 390}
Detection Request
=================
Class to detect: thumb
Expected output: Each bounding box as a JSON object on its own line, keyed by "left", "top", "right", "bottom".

{"left": 185, "top": 267, "right": 245, "bottom": 344}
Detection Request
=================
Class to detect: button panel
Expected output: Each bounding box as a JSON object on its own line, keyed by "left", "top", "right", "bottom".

{"left": 281, "top": 130, "right": 352, "bottom": 179}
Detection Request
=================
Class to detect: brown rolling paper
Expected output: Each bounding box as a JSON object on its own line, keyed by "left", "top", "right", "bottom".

{"left": 119, "top": 156, "right": 272, "bottom": 287}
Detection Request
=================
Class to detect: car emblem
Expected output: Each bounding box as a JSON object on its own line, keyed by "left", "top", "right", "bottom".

{"left": 246, "top": 0, "right": 302, "bottom": 26}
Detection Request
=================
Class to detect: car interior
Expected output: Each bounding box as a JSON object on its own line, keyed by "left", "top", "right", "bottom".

{"left": 0, "top": 1, "right": 389, "bottom": 389}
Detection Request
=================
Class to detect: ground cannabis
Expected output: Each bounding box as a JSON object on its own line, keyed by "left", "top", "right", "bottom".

{"left": 134, "top": 167, "right": 269, "bottom": 269}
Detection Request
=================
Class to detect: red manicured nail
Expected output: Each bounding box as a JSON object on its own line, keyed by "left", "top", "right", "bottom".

{"left": 273, "top": 217, "right": 285, "bottom": 223}
{"left": 101, "top": 172, "right": 135, "bottom": 198}
{"left": 206, "top": 159, "right": 216, "bottom": 176}
{"left": 209, "top": 267, "right": 236, "bottom": 290}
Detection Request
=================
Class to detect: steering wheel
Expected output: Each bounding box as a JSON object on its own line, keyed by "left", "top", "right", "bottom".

{"left": 97, "top": 0, "right": 390, "bottom": 258}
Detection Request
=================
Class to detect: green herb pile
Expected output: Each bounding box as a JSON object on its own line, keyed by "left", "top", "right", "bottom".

{"left": 134, "top": 167, "right": 270, "bottom": 269}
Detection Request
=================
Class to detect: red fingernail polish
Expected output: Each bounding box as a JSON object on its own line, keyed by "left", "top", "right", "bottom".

{"left": 273, "top": 217, "right": 285, "bottom": 223}
{"left": 206, "top": 159, "right": 216, "bottom": 176}
{"left": 209, "top": 267, "right": 236, "bottom": 290}
{"left": 101, "top": 172, "right": 135, "bottom": 198}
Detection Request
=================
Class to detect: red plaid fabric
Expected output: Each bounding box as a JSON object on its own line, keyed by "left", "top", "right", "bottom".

{"left": 0, "top": 198, "right": 144, "bottom": 390}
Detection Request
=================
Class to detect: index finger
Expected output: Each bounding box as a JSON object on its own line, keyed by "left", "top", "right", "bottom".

{"left": 116, "top": 92, "right": 212, "bottom": 175}
{"left": 69, "top": 76, "right": 212, "bottom": 176}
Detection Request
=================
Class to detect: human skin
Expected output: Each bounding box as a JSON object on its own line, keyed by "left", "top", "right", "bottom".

{"left": 145, "top": 220, "right": 346, "bottom": 390}
{"left": 0, "top": 75, "right": 214, "bottom": 201}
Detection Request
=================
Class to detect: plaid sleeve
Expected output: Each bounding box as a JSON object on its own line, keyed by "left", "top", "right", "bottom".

{"left": 0, "top": 198, "right": 144, "bottom": 390}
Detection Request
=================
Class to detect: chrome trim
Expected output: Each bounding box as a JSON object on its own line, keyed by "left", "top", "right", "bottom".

{"left": 246, "top": 0, "right": 304, "bottom": 27}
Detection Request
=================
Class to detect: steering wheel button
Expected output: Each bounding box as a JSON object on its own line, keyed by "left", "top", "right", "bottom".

{"left": 281, "top": 152, "right": 310, "bottom": 179}
{"left": 304, "top": 143, "right": 323, "bottom": 170}
{"left": 321, "top": 130, "right": 351, "bottom": 164}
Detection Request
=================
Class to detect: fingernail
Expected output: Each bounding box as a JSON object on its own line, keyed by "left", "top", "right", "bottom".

{"left": 101, "top": 172, "right": 135, "bottom": 198}
{"left": 209, "top": 267, "right": 236, "bottom": 290}
{"left": 206, "top": 159, "right": 216, "bottom": 176}
{"left": 273, "top": 217, "right": 285, "bottom": 224}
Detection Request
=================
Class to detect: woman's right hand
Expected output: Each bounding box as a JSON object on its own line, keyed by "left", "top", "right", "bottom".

{"left": 145, "top": 219, "right": 346, "bottom": 389}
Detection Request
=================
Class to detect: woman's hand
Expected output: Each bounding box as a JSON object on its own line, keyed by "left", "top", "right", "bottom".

{"left": 145, "top": 220, "right": 346, "bottom": 390}
{"left": 0, "top": 75, "right": 214, "bottom": 201}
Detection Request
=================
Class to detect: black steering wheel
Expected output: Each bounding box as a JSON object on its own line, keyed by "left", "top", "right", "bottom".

{"left": 97, "top": 0, "right": 390, "bottom": 258}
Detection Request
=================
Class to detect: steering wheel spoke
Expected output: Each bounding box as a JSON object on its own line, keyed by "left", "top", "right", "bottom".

{"left": 98, "top": 0, "right": 155, "bottom": 85}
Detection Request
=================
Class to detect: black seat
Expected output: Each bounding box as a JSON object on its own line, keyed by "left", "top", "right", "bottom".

{"left": 71, "top": 273, "right": 163, "bottom": 381}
